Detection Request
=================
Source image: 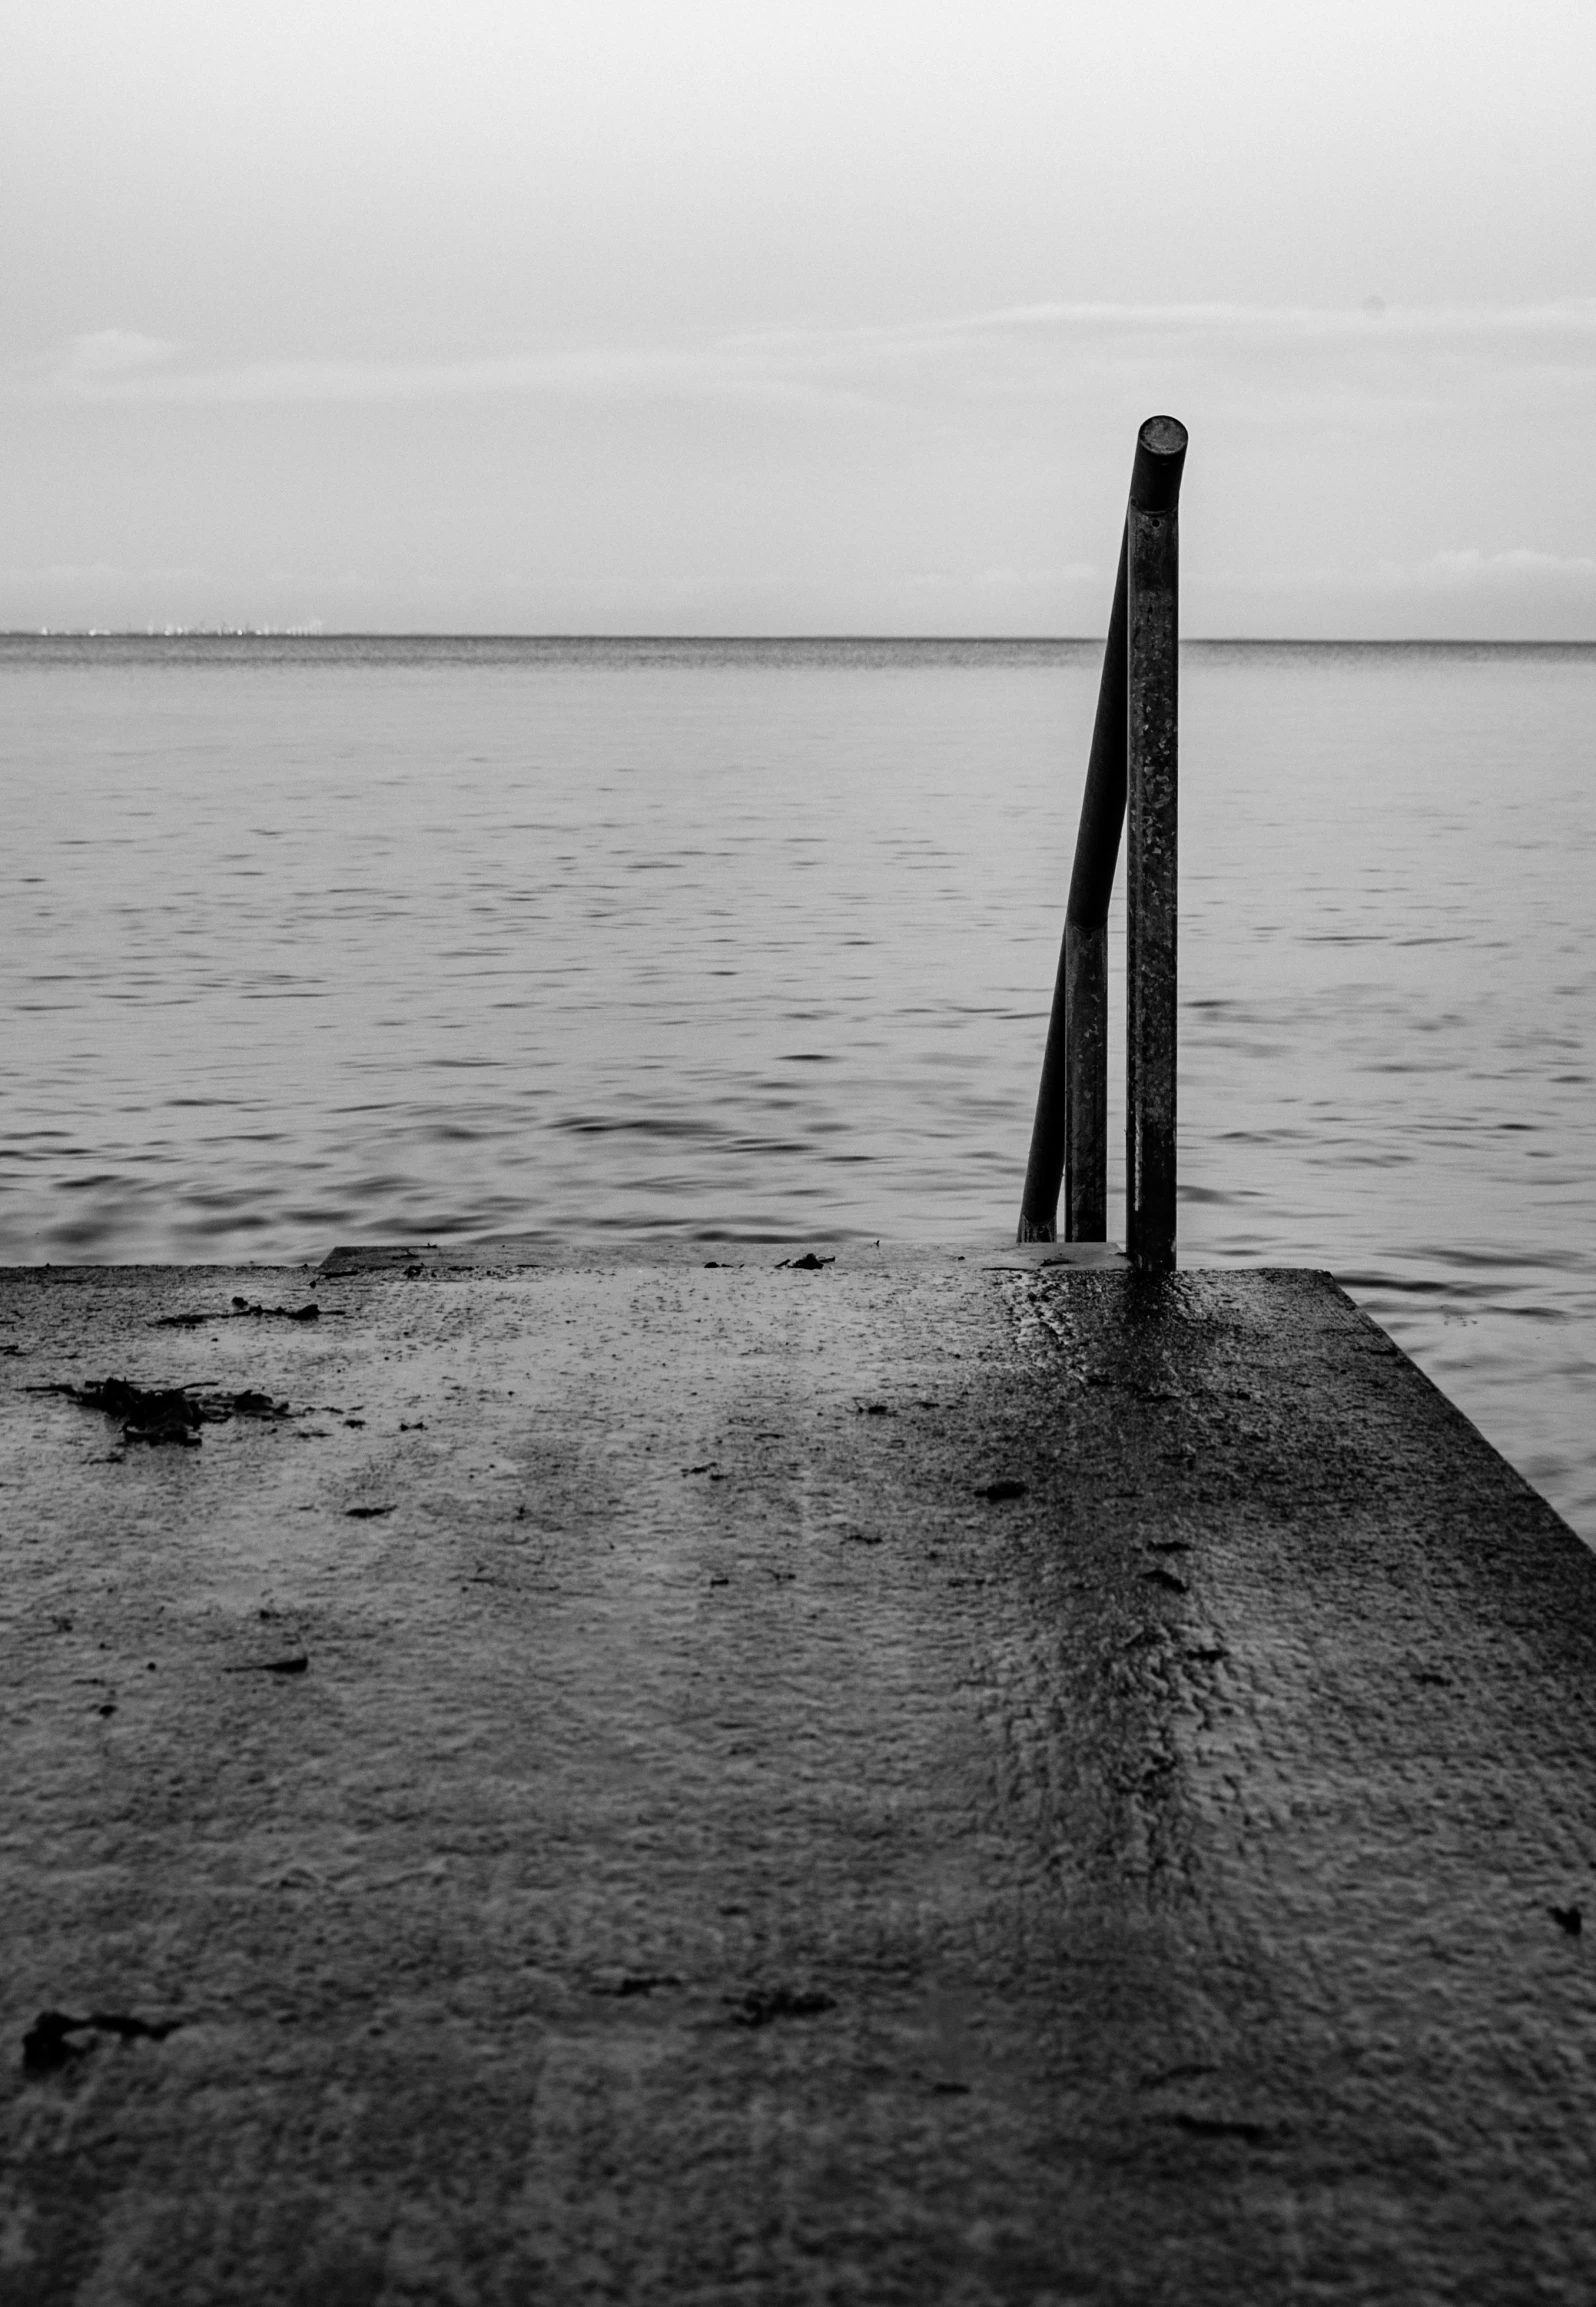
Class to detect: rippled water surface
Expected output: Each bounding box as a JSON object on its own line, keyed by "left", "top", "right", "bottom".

{"left": 6, "top": 634, "right": 1595, "bottom": 1537}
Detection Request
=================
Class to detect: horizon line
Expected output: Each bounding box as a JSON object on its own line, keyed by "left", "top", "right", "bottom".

{"left": 5, "top": 629, "right": 1594, "bottom": 649}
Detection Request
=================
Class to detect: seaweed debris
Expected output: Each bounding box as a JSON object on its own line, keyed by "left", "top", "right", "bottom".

{"left": 23, "top": 2009, "right": 180, "bottom": 2074}
{"left": 28, "top": 1377, "right": 292, "bottom": 1445}
{"left": 727, "top": 1985, "right": 836, "bottom": 2027}
{"left": 155, "top": 1298, "right": 327, "bottom": 1328}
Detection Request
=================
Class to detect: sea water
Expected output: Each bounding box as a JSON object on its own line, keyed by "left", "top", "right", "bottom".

{"left": 5, "top": 635, "right": 1594, "bottom": 1539}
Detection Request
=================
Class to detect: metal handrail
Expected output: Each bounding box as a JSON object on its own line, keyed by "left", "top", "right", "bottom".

{"left": 1017, "top": 415, "right": 1187, "bottom": 1271}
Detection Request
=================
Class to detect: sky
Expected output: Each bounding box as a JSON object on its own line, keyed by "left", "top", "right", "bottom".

{"left": 2, "top": 0, "right": 1593, "bottom": 637}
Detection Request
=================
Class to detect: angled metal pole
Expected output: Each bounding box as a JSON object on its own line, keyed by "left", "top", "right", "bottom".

{"left": 1124, "top": 416, "right": 1186, "bottom": 1271}
{"left": 1017, "top": 536, "right": 1127, "bottom": 1242}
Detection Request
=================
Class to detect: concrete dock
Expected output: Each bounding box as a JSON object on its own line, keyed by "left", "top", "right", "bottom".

{"left": 4, "top": 1244, "right": 1596, "bottom": 2304}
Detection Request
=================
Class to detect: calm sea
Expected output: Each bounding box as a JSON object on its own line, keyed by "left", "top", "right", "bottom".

{"left": 6, "top": 635, "right": 1595, "bottom": 1540}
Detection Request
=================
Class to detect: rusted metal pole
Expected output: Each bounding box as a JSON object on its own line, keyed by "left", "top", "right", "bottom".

{"left": 1124, "top": 415, "right": 1186, "bottom": 1271}
{"left": 1017, "top": 416, "right": 1186, "bottom": 1249}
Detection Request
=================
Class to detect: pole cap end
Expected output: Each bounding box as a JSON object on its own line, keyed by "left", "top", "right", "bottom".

{"left": 1130, "top": 415, "right": 1188, "bottom": 513}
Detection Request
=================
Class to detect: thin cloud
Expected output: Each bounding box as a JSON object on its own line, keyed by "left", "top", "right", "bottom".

{"left": 1217, "top": 547, "right": 1596, "bottom": 601}
{"left": 27, "top": 335, "right": 871, "bottom": 412}
{"left": 21, "top": 299, "right": 1596, "bottom": 412}
{"left": 974, "top": 564, "right": 1098, "bottom": 590}
{"left": 62, "top": 329, "right": 181, "bottom": 380}
{"left": 1407, "top": 547, "right": 1596, "bottom": 590}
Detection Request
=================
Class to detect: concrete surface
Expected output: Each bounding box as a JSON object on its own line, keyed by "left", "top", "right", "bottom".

{"left": 3, "top": 1245, "right": 1595, "bottom": 2305}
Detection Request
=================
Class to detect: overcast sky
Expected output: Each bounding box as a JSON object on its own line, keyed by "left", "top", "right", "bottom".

{"left": 3, "top": 0, "right": 1592, "bottom": 636}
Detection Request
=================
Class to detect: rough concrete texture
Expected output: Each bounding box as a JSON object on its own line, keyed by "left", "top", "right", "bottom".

{"left": 3, "top": 1246, "right": 1595, "bottom": 2306}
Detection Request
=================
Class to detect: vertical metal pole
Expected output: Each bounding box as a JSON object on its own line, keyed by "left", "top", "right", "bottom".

{"left": 1125, "top": 416, "right": 1186, "bottom": 1272}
